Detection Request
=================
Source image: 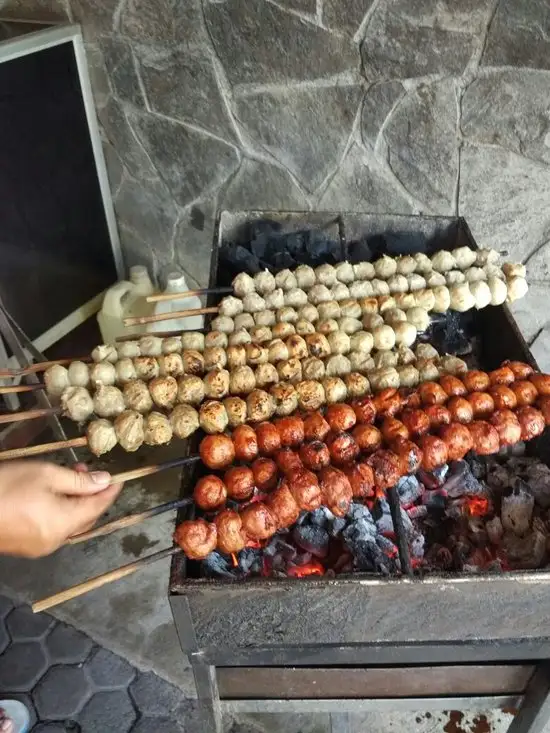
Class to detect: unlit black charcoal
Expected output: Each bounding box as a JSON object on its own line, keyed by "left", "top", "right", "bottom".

{"left": 443, "top": 460, "right": 486, "bottom": 497}
{"left": 203, "top": 552, "right": 235, "bottom": 578}
{"left": 293, "top": 525, "right": 330, "bottom": 558}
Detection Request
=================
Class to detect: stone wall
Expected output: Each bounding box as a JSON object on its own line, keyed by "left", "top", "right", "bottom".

{"left": 1, "top": 0, "right": 550, "bottom": 361}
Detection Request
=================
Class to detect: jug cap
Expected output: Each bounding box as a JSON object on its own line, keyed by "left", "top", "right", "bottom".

{"left": 130, "top": 265, "right": 150, "bottom": 283}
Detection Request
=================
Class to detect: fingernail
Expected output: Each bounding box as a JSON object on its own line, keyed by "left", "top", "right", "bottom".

{"left": 89, "top": 471, "right": 111, "bottom": 486}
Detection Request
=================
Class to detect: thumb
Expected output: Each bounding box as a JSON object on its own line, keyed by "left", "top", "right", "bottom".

{"left": 64, "top": 483, "right": 124, "bottom": 534}
{"left": 47, "top": 464, "right": 113, "bottom": 496}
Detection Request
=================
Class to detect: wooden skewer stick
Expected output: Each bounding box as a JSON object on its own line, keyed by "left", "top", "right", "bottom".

{"left": 116, "top": 327, "right": 207, "bottom": 342}
{"left": 0, "top": 406, "right": 59, "bottom": 425}
{"left": 32, "top": 546, "right": 181, "bottom": 613}
{"left": 124, "top": 306, "right": 219, "bottom": 327}
{"left": 0, "top": 356, "right": 91, "bottom": 378}
{"left": 0, "top": 436, "right": 87, "bottom": 461}
{"left": 146, "top": 286, "right": 232, "bottom": 304}
{"left": 0, "top": 383, "right": 44, "bottom": 395}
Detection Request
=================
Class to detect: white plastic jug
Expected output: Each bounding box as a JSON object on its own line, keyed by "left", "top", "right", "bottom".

{"left": 124, "top": 266, "right": 155, "bottom": 329}
{"left": 97, "top": 280, "right": 135, "bottom": 344}
{"left": 149, "top": 271, "right": 204, "bottom": 332}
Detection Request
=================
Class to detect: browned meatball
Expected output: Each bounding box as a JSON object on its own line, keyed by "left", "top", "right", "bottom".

{"left": 417, "top": 435, "right": 448, "bottom": 471}
{"left": 233, "top": 425, "right": 259, "bottom": 462}
{"left": 530, "top": 373, "right": 550, "bottom": 396}
{"left": 274, "top": 447, "right": 303, "bottom": 475}
{"left": 447, "top": 396, "right": 474, "bottom": 424}
{"left": 381, "top": 417, "right": 409, "bottom": 442}
{"left": 193, "top": 475, "right": 227, "bottom": 511}
{"left": 251, "top": 457, "right": 278, "bottom": 491}
{"left": 439, "top": 375, "right": 467, "bottom": 397}
{"left": 467, "top": 392, "right": 495, "bottom": 418}
{"left": 299, "top": 441, "right": 331, "bottom": 471}
{"left": 351, "top": 396, "right": 376, "bottom": 424}
{"left": 256, "top": 422, "right": 281, "bottom": 455}
{"left": 319, "top": 466, "right": 353, "bottom": 517}
{"left": 468, "top": 421, "right": 500, "bottom": 455}
{"left": 403, "top": 390, "right": 422, "bottom": 409}
{"left": 488, "top": 366, "right": 515, "bottom": 386}
{"left": 489, "top": 385, "right": 517, "bottom": 410}
{"left": 516, "top": 407, "right": 546, "bottom": 442}
{"left": 343, "top": 463, "right": 374, "bottom": 498}
{"left": 215, "top": 510, "right": 246, "bottom": 554}
{"left": 275, "top": 416, "right": 305, "bottom": 447}
{"left": 367, "top": 450, "right": 403, "bottom": 491}
{"left": 511, "top": 380, "right": 538, "bottom": 407}
{"left": 418, "top": 382, "right": 447, "bottom": 406}
{"left": 424, "top": 405, "right": 451, "bottom": 429}
{"left": 539, "top": 396, "right": 550, "bottom": 425}
{"left": 504, "top": 360, "right": 534, "bottom": 379}
{"left": 439, "top": 423, "right": 473, "bottom": 461}
{"left": 326, "top": 432, "right": 360, "bottom": 465}
{"left": 401, "top": 409, "right": 430, "bottom": 436}
{"left": 490, "top": 410, "right": 522, "bottom": 446}
{"left": 352, "top": 424, "right": 382, "bottom": 453}
{"left": 303, "top": 411, "right": 331, "bottom": 441}
{"left": 463, "top": 370, "right": 490, "bottom": 393}
{"left": 224, "top": 466, "right": 255, "bottom": 501}
{"left": 390, "top": 437, "right": 423, "bottom": 474}
{"left": 174, "top": 520, "right": 217, "bottom": 560}
{"left": 373, "top": 389, "right": 403, "bottom": 418}
{"left": 240, "top": 503, "right": 278, "bottom": 540}
{"left": 285, "top": 468, "right": 322, "bottom": 510}
{"left": 325, "top": 404, "right": 357, "bottom": 432}
{"left": 199, "top": 434, "right": 235, "bottom": 470}
{"left": 267, "top": 484, "right": 301, "bottom": 528}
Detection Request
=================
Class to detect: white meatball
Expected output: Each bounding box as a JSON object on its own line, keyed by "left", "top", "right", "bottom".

{"left": 267, "top": 339, "right": 289, "bottom": 363}
{"left": 302, "top": 357, "right": 326, "bottom": 381}
{"left": 363, "top": 313, "right": 384, "bottom": 330}
{"left": 223, "top": 397, "right": 247, "bottom": 428}
{"left": 295, "top": 265, "right": 316, "bottom": 289}
{"left": 445, "top": 270, "right": 466, "bottom": 285}
{"left": 406, "top": 307, "right": 430, "bottom": 332}
{"left": 470, "top": 280, "right": 492, "bottom": 309}
{"left": 275, "top": 269, "right": 297, "bottom": 291}
{"left": 374, "top": 254, "right": 397, "bottom": 279}
{"left": 449, "top": 283, "right": 476, "bottom": 312}
{"left": 277, "top": 307, "right": 298, "bottom": 323}
{"left": 417, "top": 359, "right": 441, "bottom": 382}
{"left": 506, "top": 276, "right": 528, "bottom": 303}
{"left": 176, "top": 375, "right": 204, "bottom": 406}
{"left": 296, "top": 380, "right": 326, "bottom": 412}
{"left": 286, "top": 334, "right": 308, "bottom": 360}
{"left": 407, "top": 274, "right": 427, "bottom": 292}
{"left": 93, "top": 384, "right": 125, "bottom": 418}
{"left": 488, "top": 276, "right": 508, "bottom": 306}
{"left": 205, "top": 331, "right": 229, "bottom": 349}
{"left": 243, "top": 293, "right": 267, "bottom": 313}
{"left": 335, "top": 261, "right": 355, "bottom": 283}
{"left": 295, "top": 319, "right": 315, "bottom": 336}
{"left": 265, "top": 288, "right": 285, "bottom": 310}
{"left": 394, "top": 321, "right": 417, "bottom": 347}
{"left": 397, "top": 346, "right": 416, "bottom": 365}
{"left": 204, "top": 369, "right": 230, "bottom": 400}
{"left": 232, "top": 272, "right": 255, "bottom": 298}
{"left": 61, "top": 386, "right": 94, "bottom": 422}
{"left": 204, "top": 347, "right": 227, "bottom": 370}
{"left": 415, "top": 343, "right": 440, "bottom": 361}
{"left": 162, "top": 336, "right": 182, "bottom": 354}
{"left": 349, "top": 352, "right": 375, "bottom": 373}
{"left": 413, "top": 289, "right": 435, "bottom": 312}
{"left": 230, "top": 366, "right": 256, "bottom": 395}
{"left": 318, "top": 301, "right": 341, "bottom": 320}
{"left": 452, "top": 246, "right": 477, "bottom": 269}
{"left": 67, "top": 361, "right": 90, "bottom": 388}
{"left": 344, "top": 372, "right": 370, "bottom": 398}
{"left": 370, "top": 367, "right": 400, "bottom": 391}
{"left": 439, "top": 355, "right": 468, "bottom": 375}
{"left": 87, "top": 419, "right": 117, "bottom": 457}
{"left": 115, "top": 358, "right": 137, "bottom": 384}
{"left": 327, "top": 331, "right": 351, "bottom": 355}
{"left": 350, "top": 281, "right": 374, "bottom": 298}
{"left": 475, "top": 248, "right": 500, "bottom": 267}
{"left": 181, "top": 332, "right": 205, "bottom": 352}
{"left": 388, "top": 274, "right": 408, "bottom": 293}
{"left": 486, "top": 264, "right": 505, "bottom": 279}
{"left": 426, "top": 271, "right": 447, "bottom": 288}
{"left": 373, "top": 351, "right": 398, "bottom": 369}
{"left": 371, "top": 279, "right": 390, "bottom": 296}
{"left": 298, "top": 303, "right": 319, "bottom": 322}
{"left": 170, "top": 404, "right": 200, "bottom": 439}
{"left": 284, "top": 288, "right": 308, "bottom": 307}
{"left": 378, "top": 296, "right": 396, "bottom": 314}
{"left": 234, "top": 313, "right": 255, "bottom": 331}
{"left": 89, "top": 361, "right": 116, "bottom": 388}
{"left": 219, "top": 296, "right": 243, "bottom": 318}
{"left": 398, "top": 365, "right": 420, "bottom": 388}
{"left": 317, "top": 319, "right": 338, "bottom": 335}
{"left": 322, "top": 377, "right": 347, "bottom": 404}
{"left": 254, "top": 310, "right": 276, "bottom": 327}
{"left": 359, "top": 297, "right": 379, "bottom": 315}
{"left": 338, "top": 317, "right": 362, "bottom": 335}
{"left": 277, "top": 358, "right": 302, "bottom": 384}
{"left": 91, "top": 344, "right": 118, "bottom": 363}
{"left": 431, "top": 250, "right": 456, "bottom": 272}
{"left": 254, "top": 269, "right": 276, "bottom": 294}
{"left": 308, "top": 284, "right": 332, "bottom": 304}
{"left": 306, "top": 333, "right": 331, "bottom": 359}
{"left": 396, "top": 255, "right": 417, "bottom": 275}
{"left": 433, "top": 285, "right": 451, "bottom": 313}
{"left": 350, "top": 331, "right": 374, "bottom": 353}
{"left": 340, "top": 299, "right": 362, "bottom": 319}
{"left": 372, "top": 325, "right": 396, "bottom": 351}
{"left": 315, "top": 263, "right": 337, "bottom": 287}
{"left": 139, "top": 335, "right": 163, "bottom": 357}
{"left": 272, "top": 323, "right": 296, "bottom": 339}
{"left": 210, "top": 315, "right": 235, "bottom": 334}
{"left": 330, "top": 283, "right": 351, "bottom": 301}
{"left": 199, "top": 401, "right": 229, "bottom": 434}
{"left": 255, "top": 363, "right": 279, "bottom": 388}
{"left": 353, "top": 262, "right": 375, "bottom": 279}
{"left": 113, "top": 411, "right": 145, "bottom": 453}
{"left": 503, "top": 263, "right": 527, "bottom": 279}
{"left": 383, "top": 308, "right": 406, "bottom": 326}
{"left": 117, "top": 341, "right": 141, "bottom": 359}
{"left": 410, "top": 253, "right": 431, "bottom": 274}
{"left": 228, "top": 328, "right": 252, "bottom": 346}
{"left": 394, "top": 292, "right": 417, "bottom": 310}
{"left": 249, "top": 326, "right": 272, "bottom": 344}
{"left": 325, "top": 354, "right": 351, "bottom": 377}
{"left": 464, "top": 267, "right": 487, "bottom": 283}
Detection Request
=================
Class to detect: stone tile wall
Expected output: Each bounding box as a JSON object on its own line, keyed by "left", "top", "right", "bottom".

{"left": 0, "top": 0, "right": 549, "bottom": 360}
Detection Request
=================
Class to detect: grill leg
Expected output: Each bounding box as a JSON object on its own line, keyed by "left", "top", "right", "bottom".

{"left": 330, "top": 713, "right": 352, "bottom": 733}
{"left": 191, "top": 661, "right": 223, "bottom": 733}
{"left": 507, "top": 662, "right": 550, "bottom": 733}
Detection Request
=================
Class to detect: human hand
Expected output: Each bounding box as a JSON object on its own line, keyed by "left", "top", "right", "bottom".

{"left": 0, "top": 461, "right": 123, "bottom": 558}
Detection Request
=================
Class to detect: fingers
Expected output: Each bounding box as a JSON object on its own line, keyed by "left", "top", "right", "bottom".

{"left": 63, "top": 482, "right": 124, "bottom": 535}
{"left": 45, "top": 463, "right": 113, "bottom": 496}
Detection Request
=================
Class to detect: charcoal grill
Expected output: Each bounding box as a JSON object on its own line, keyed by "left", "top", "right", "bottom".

{"left": 170, "top": 212, "right": 550, "bottom": 733}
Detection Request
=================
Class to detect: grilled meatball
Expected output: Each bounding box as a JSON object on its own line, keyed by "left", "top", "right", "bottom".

{"left": 89, "top": 362, "right": 116, "bottom": 388}
{"left": 170, "top": 404, "right": 200, "bottom": 439}
{"left": 158, "top": 353, "right": 184, "bottom": 378}
{"left": 226, "top": 345, "right": 247, "bottom": 369}
{"left": 516, "top": 407, "right": 546, "bottom": 441}
{"left": 181, "top": 350, "right": 204, "bottom": 376}
{"left": 233, "top": 424, "right": 259, "bottom": 461}
{"left": 144, "top": 412, "right": 172, "bottom": 446}
{"left": 381, "top": 417, "right": 409, "bottom": 442}
{"left": 87, "top": 419, "right": 117, "bottom": 456}
{"left": 488, "top": 367, "right": 515, "bottom": 386}
{"left": 510, "top": 380, "right": 538, "bottom": 407}
{"left": 272, "top": 323, "right": 296, "bottom": 340}
{"left": 255, "top": 363, "right": 279, "bottom": 389}
{"left": 299, "top": 441, "right": 331, "bottom": 471}
{"left": 424, "top": 405, "right": 452, "bottom": 429}
{"left": 440, "top": 375, "right": 467, "bottom": 397}
{"left": 275, "top": 448, "right": 303, "bottom": 475}
{"left": 229, "top": 328, "right": 252, "bottom": 346}
{"left": 468, "top": 421, "right": 500, "bottom": 455}
{"left": 224, "top": 466, "right": 255, "bottom": 501}
{"left": 200, "top": 434, "right": 235, "bottom": 470}
{"left": 174, "top": 520, "right": 217, "bottom": 560}
{"left": 303, "top": 411, "right": 331, "bottom": 442}
{"left": 60, "top": 387, "right": 94, "bottom": 423}
{"left": 317, "top": 318, "right": 339, "bottom": 335}
{"left": 323, "top": 377, "right": 348, "bottom": 405}
{"left": 373, "top": 388, "right": 403, "bottom": 418}
{"left": 215, "top": 511, "right": 246, "bottom": 554}
{"left": 367, "top": 450, "right": 403, "bottom": 490}
{"left": 418, "top": 382, "right": 447, "bottom": 406}
{"left": 296, "top": 319, "right": 315, "bottom": 336}
{"left": 503, "top": 361, "right": 534, "bottom": 379}
{"left": 489, "top": 385, "right": 518, "bottom": 410}
{"left": 194, "top": 476, "right": 227, "bottom": 511}
{"left": 439, "top": 423, "right": 474, "bottom": 461}
{"left": 277, "top": 358, "right": 303, "bottom": 384}
{"left": 93, "top": 385, "right": 125, "bottom": 418}
{"left": 270, "top": 382, "right": 299, "bottom": 417}
{"left": 326, "top": 404, "right": 356, "bottom": 432}
{"left": 205, "top": 331, "right": 229, "bottom": 350}
{"left": 352, "top": 397, "right": 376, "bottom": 424}
{"left": 417, "top": 435, "right": 448, "bottom": 471}
{"left": 353, "top": 424, "right": 382, "bottom": 453}
{"left": 447, "top": 396, "right": 474, "bottom": 424}
{"left": 530, "top": 374, "right": 550, "bottom": 396}
{"left": 286, "top": 468, "right": 322, "bottom": 511}
{"left": 467, "top": 392, "right": 495, "bottom": 418}
{"left": 401, "top": 409, "right": 430, "bottom": 437}
{"left": 539, "top": 396, "right": 550, "bottom": 425}
{"left": 390, "top": 437, "right": 423, "bottom": 474}
{"left": 326, "top": 432, "right": 360, "bottom": 465}
{"left": 319, "top": 466, "right": 353, "bottom": 517}
{"left": 490, "top": 409, "right": 522, "bottom": 446}
{"left": 462, "top": 370, "right": 490, "bottom": 392}
{"left": 114, "top": 410, "right": 144, "bottom": 452}
{"left": 344, "top": 463, "right": 375, "bottom": 498}
{"left": 223, "top": 397, "right": 248, "bottom": 428}
{"left": 305, "top": 333, "right": 331, "bottom": 359}
{"left": 245, "top": 344, "right": 269, "bottom": 366}
{"left": 267, "top": 484, "right": 301, "bottom": 528}
{"left": 252, "top": 457, "right": 278, "bottom": 492}
{"left": 240, "top": 503, "right": 278, "bottom": 540}
{"left": 199, "top": 400, "right": 229, "bottom": 434}
{"left": 267, "top": 339, "right": 290, "bottom": 363}
{"left": 345, "top": 372, "right": 370, "bottom": 398}
{"left": 274, "top": 416, "right": 304, "bottom": 447}
{"left": 302, "top": 357, "right": 326, "bottom": 381}
{"left": 256, "top": 422, "right": 281, "bottom": 455}
{"left": 149, "top": 376, "right": 178, "bottom": 410}
{"left": 230, "top": 366, "right": 256, "bottom": 395}
{"left": 296, "top": 380, "right": 326, "bottom": 411}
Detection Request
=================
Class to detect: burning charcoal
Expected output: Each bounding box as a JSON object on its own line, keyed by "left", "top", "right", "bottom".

{"left": 486, "top": 516, "right": 504, "bottom": 545}
{"left": 348, "top": 537, "right": 393, "bottom": 574}
{"left": 407, "top": 505, "right": 428, "bottom": 520}
{"left": 409, "top": 532, "right": 425, "bottom": 560}
{"left": 501, "top": 485, "right": 535, "bottom": 536}
{"left": 238, "top": 548, "right": 263, "bottom": 575}
{"left": 503, "top": 521, "right": 547, "bottom": 569}
{"left": 203, "top": 552, "right": 236, "bottom": 579}
{"left": 372, "top": 498, "right": 394, "bottom": 535}
{"left": 465, "top": 453, "right": 487, "bottom": 479}
{"left": 422, "top": 488, "right": 448, "bottom": 510}
{"left": 292, "top": 524, "right": 330, "bottom": 559}
{"left": 525, "top": 462, "right": 550, "bottom": 509}
{"left": 443, "top": 460, "right": 486, "bottom": 497}
{"left": 486, "top": 462, "right": 511, "bottom": 492}
{"left": 418, "top": 464, "right": 449, "bottom": 489}
{"left": 348, "top": 502, "right": 376, "bottom": 525}
{"left": 376, "top": 535, "right": 399, "bottom": 560}
{"left": 329, "top": 517, "right": 348, "bottom": 537}
{"left": 292, "top": 551, "right": 313, "bottom": 567}
{"left": 308, "top": 506, "right": 335, "bottom": 528}
{"left": 396, "top": 475, "right": 422, "bottom": 506}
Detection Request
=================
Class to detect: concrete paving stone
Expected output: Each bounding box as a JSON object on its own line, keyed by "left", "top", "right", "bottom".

{"left": 45, "top": 624, "right": 94, "bottom": 665}
{"left": 129, "top": 671, "right": 182, "bottom": 717}
{"left": 130, "top": 716, "right": 185, "bottom": 733}
{"left": 33, "top": 666, "right": 92, "bottom": 719}
{"left": 32, "top": 724, "right": 80, "bottom": 732}
{"left": 78, "top": 690, "right": 136, "bottom": 733}
{"left": 84, "top": 647, "right": 136, "bottom": 689}
{"left": 0, "top": 641, "right": 49, "bottom": 692}
{"left": 6, "top": 606, "right": 54, "bottom": 641}
{"left": 0, "top": 621, "right": 9, "bottom": 654}
{"left": 0, "top": 595, "right": 14, "bottom": 619}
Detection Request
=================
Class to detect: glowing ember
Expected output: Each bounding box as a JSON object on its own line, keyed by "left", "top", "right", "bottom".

{"left": 230, "top": 553, "right": 238, "bottom": 568}
{"left": 466, "top": 497, "right": 490, "bottom": 517}
{"left": 246, "top": 539, "right": 262, "bottom": 549}
{"left": 287, "top": 560, "right": 324, "bottom": 578}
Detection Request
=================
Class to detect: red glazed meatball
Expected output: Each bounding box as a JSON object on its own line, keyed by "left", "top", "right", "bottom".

{"left": 447, "top": 396, "right": 474, "bottom": 424}
{"left": 240, "top": 502, "right": 278, "bottom": 540}
{"left": 381, "top": 417, "right": 410, "bottom": 443}
{"left": 199, "top": 434, "right": 235, "bottom": 470}
{"left": 490, "top": 410, "right": 522, "bottom": 447}
{"left": 503, "top": 360, "right": 534, "bottom": 379}
{"left": 367, "top": 450, "right": 403, "bottom": 491}
{"left": 416, "top": 435, "right": 448, "bottom": 471}
{"left": 351, "top": 396, "right": 376, "bottom": 424}
{"left": 325, "top": 403, "right": 357, "bottom": 432}
{"left": 439, "top": 375, "right": 467, "bottom": 397}
{"left": 489, "top": 385, "right": 517, "bottom": 411}
{"left": 530, "top": 374, "right": 550, "bottom": 397}
{"left": 439, "top": 423, "right": 474, "bottom": 461}
{"left": 467, "top": 392, "right": 495, "bottom": 418}
{"left": 538, "top": 396, "right": 550, "bottom": 425}
{"left": 418, "top": 382, "right": 447, "bottom": 406}
{"left": 462, "top": 370, "right": 490, "bottom": 393}
{"left": 299, "top": 441, "right": 331, "bottom": 471}
{"left": 174, "top": 519, "right": 217, "bottom": 560}
{"left": 488, "top": 366, "right": 515, "bottom": 386}
{"left": 285, "top": 468, "right": 322, "bottom": 511}
{"left": 401, "top": 409, "right": 430, "bottom": 437}
{"left": 516, "top": 407, "right": 546, "bottom": 442}
{"left": 303, "top": 411, "right": 331, "bottom": 441}
{"left": 510, "top": 381, "right": 538, "bottom": 407}
{"left": 319, "top": 466, "right": 353, "bottom": 517}
{"left": 274, "top": 447, "right": 303, "bottom": 475}
{"left": 390, "top": 437, "right": 423, "bottom": 474}
{"left": 373, "top": 388, "right": 403, "bottom": 418}
{"left": 468, "top": 421, "right": 500, "bottom": 455}
{"left": 251, "top": 457, "right": 278, "bottom": 492}
{"left": 275, "top": 416, "right": 305, "bottom": 447}
{"left": 215, "top": 510, "right": 246, "bottom": 554}
{"left": 232, "top": 425, "right": 259, "bottom": 462}
{"left": 343, "top": 463, "right": 375, "bottom": 498}
{"left": 352, "top": 424, "right": 382, "bottom": 453}
{"left": 424, "top": 405, "right": 452, "bottom": 429}
{"left": 256, "top": 422, "right": 282, "bottom": 455}
{"left": 224, "top": 466, "right": 255, "bottom": 501}
{"left": 267, "top": 484, "right": 301, "bottom": 528}
{"left": 193, "top": 475, "right": 227, "bottom": 511}
{"left": 326, "top": 432, "right": 360, "bottom": 465}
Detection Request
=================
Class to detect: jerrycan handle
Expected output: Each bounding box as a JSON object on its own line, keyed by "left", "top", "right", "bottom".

{"left": 101, "top": 280, "right": 135, "bottom": 318}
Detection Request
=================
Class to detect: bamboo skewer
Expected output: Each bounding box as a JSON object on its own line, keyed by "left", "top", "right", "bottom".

{"left": 32, "top": 546, "right": 181, "bottom": 613}
{"left": 0, "top": 383, "right": 44, "bottom": 395}
{"left": 123, "top": 306, "right": 219, "bottom": 327}
{"left": 0, "top": 436, "right": 87, "bottom": 461}
{"left": 0, "top": 356, "right": 91, "bottom": 379}
{"left": 0, "top": 406, "right": 58, "bottom": 425}
{"left": 146, "top": 286, "right": 232, "bottom": 303}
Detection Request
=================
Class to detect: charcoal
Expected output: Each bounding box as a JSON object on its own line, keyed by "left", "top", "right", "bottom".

{"left": 486, "top": 516, "right": 504, "bottom": 545}
{"left": 347, "top": 239, "right": 374, "bottom": 263}
{"left": 292, "top": 524, "right": 330, "bottom": 558}
{"left": 372, "top": 498, "right": 394, "bottom": 535}
{"left": 407, "top": 505, "right": 428, "bottom": 520}
{"left": 329, "top": 517, "right": 347, "bottom": 537}
{"left": 396, "top": 475, "right": 422, "bottom": 505}
{"left": 348, "top": 537, "right": 391, "bottom": 574}
{"left": 348, "top": 502, "right": 375, "bottom": 524}
{"left": 238, "top": 548, "right": 263, "bottom": 575}
{"left": 418, "top": 464, "right": 449, "bottom": 489}
{"left": 409, "top": 532, "right": 426, "bottom": 559}
{"left": 292, "top": 551, "right": 313, "bottom": 567}
{"left": 203, "top": 552, "right": 235, "bottom": 578}
{"left": 465, "top": 453, "right": 488, "bottom": 479}
{"left": 308, "top": 506, "right": 335, "bottom": 528}
{"left": 525, "top": 462, "right": 550, "bottom": 509}
{"left": 501, "top": 485, "right": 535, "bottom": 536}
{"left": 443, "top": 460, "right": 486, "bottom": 497}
